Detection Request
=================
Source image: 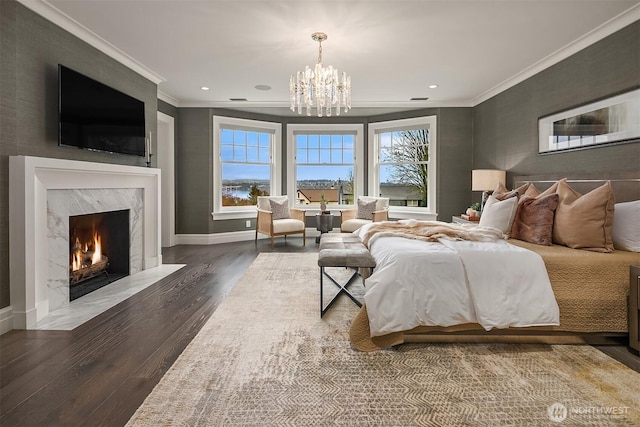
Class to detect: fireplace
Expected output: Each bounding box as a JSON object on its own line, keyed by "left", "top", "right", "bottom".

{"left": 69, "top": 209, "right": 130, "bottom": 301}
{"left": 9, "top": 156, "right": 163, "bottom": 330}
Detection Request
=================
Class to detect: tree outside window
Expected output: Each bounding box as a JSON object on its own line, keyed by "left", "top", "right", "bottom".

{"left": 379, "top": 129, "right": 429, "bottom": 207}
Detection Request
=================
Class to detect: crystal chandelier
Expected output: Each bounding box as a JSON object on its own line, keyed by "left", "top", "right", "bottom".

{"left": 290, "top": 32, "right": 351, "bottom": 117}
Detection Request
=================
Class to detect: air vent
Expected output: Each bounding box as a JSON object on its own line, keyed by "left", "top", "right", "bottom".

{"left": 410, "top": 97, "right": 429, "bottom": 101}
{"left": 229, "top": 98, "right": 248, "bottom": 102}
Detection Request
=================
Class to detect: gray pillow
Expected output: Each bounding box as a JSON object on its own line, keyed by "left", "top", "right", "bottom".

{"left": 269, "top": 198, "right": 290, "bottom": 220}
{"left": 356, "top": 199, "right": 377, "bottom": 220}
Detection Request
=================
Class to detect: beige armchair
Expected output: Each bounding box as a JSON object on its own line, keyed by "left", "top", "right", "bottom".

{"left": 340, "top": 196, "right": 389, "bottom": 232}
{"left": 255, "top": 196, "right": 306, "bottom": 248}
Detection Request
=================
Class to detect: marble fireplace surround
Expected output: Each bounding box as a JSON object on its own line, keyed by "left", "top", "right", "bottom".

{"left": 48, "top": 188, "right": 144, "bottom": 312}
{"left": 9, "top": 156, "right": 162, "bottom": 329}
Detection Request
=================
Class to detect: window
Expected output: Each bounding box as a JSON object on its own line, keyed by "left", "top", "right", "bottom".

{"left": 213, "top": 116, "right": 281, "bottom": 219}
{"left": 287, "top": 124, "right": 364, "bottom": 209}
{"left": 368, "top": 116, "right": 437, "bottom": 217}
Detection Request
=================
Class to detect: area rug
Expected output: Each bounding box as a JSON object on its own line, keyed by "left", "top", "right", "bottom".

{"left": 127, "top": 253, "right": 640, "bottom": 426}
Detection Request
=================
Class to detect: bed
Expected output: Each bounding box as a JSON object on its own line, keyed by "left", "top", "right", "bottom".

{"left": 349, "top": 173, "right": 640, "bottom": 351}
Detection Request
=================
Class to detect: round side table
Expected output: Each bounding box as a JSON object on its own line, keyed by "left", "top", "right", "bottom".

{"left": 315, "top": 213, "right": 333, "bottom": 243}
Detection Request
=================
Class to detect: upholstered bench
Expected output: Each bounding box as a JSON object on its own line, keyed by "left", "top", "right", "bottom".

{"left": 317, "top": 233, "right": 376, "bottom": 317}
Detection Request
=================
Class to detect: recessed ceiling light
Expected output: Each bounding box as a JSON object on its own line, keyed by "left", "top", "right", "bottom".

{"left": 410, "top": 97, "right": 429, "bottom": 101}
{"left": 200, "top": 86, "right": 210, "bottom": 91}
{"left": 255, "top": 84, "right": 272, "bottom": 91}
{"left": 428, "top": 84, "right": 439, "bottom": 89}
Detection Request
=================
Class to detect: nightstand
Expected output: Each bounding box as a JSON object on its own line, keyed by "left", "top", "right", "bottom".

{"left": 451, "top": 215, "right": 478, "bottom": 225}
{"left": 630, "top": 266, "right": 640, "bottom": 353}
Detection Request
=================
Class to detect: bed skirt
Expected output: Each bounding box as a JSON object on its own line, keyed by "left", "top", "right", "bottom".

{"left": 349, "top": 305, "right": 627, "bottom": 351}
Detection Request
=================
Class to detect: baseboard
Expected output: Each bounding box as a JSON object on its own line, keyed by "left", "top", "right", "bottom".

{"left": 0, "top": 306, "right": 14, "bottom": 335}
{"left": 174, "top": 229, "right": 323, "bottom": 245}
{"left": 174, "top": 230, "right": 265, "bottom": 245}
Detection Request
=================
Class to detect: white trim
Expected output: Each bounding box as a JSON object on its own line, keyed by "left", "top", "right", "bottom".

{"left": 473, "top": 3, "right": 640, "bottom": 106}
{"left": 286, "top": 123, "right": 364, "bottom": 208}
{"left": 158, "top": 90, "right": 180, "bottom": 107}
{"left": 158, "top": 112, "right": 176, "bottom": 247}
{"left": 389, "top": 209, "right": 438, "bottom": 221}
{"left": 175, "top": 230, "right": 266, "bottom": 245}
{"left": 174, "top": 228, "right": 327, "bottom": 246}
{"left": 212, "top": 116, "right": 282, "bottom": 220}
{"left": 368, "top": 116, "right": 437, "bottom": 214}
{"left": 176, "top": 100, "right": 473, "bottom": 109}
{"left": 210, "top": 210, "right": 258, "bottom": 221}
{"left": 16, "top": 0, "right": 165, "bottom": 84}
{"left": 0, "top": 306, "right": 13, "bottom": 335}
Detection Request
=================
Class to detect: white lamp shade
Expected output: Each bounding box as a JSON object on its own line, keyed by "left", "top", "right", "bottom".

{"left": 472, "top": 169, "right": 506, "bottom": 191}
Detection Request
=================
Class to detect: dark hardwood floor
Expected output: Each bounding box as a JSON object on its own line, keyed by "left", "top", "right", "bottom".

{"left": 1, "top": 236, "right": 638, "bottom": 426}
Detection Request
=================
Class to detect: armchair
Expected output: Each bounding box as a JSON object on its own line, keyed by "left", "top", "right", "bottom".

{"left": 255, "top": 196, "right": 306, "bottom": 248}
{"left": 340, "top": 196, "right": 389, "bottom": 233}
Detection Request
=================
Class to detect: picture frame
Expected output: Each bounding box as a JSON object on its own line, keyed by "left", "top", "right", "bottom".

{"left": 538, "top": 88, "right": 640, "bottom": 154}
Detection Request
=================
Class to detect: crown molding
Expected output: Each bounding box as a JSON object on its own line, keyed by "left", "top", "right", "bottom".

{"left": 472, "top": 3, "right": 640, "bottom": 106}
{"left": 157, "top": 90, "right": 180, "bottom": 107}
{"left": 17, "top": 0, "right": 165, "bottom": 85}
{"left": 175, "top": 100, "right": 474, "bottom": 109}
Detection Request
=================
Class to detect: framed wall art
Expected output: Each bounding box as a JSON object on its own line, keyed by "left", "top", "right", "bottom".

{"left": 538, "top": 88, "right": 640, "bottom": 153}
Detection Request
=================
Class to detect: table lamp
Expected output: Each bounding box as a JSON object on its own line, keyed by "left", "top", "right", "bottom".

{"left": 472, "top": 169, "right": 506, "bottom": 213}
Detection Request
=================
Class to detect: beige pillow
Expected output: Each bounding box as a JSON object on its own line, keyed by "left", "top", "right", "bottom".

{"left": 356, "top": 198, "right": 377, "bottom": 220}
{"left": 492, "top": 182, "right": 541, "bottom": 200}
{"left": 269, "top": 198, "right": 290, "bottom": 220}
{"left": 510, "top": 193, "right": 560, "bottom": 246}
{"left": 537, "top": 179, "right": 562, "bottom": 198}
{"left": 552, "top": 180, "right": 615, "bottom": 252}
{"left": 522, "top": 183, "right": 541, "bottom": 197}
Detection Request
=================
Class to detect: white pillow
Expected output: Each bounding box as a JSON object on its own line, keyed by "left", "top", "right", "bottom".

{"left": 611, "top": 200, "right": 640, "bottom": 252}
{"left": 479, "top": 195, "right": 518, "bottom": 235}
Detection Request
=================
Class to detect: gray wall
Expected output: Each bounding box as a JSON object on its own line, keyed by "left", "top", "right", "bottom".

{"left": 172, "top": 107, "right": 473, "bottom": 235}
{"left": 473, "top": 21, "right": 640, "bottom": 185}
{"left": 0, "top": 1, "right": 158, "bottom": 308}
{"left": 368, "top": 108, "right": 474, "bottom": 221}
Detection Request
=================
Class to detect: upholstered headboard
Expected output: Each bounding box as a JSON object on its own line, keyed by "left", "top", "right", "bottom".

{"left": 513, "top": 171, "right": 640, "bottom": 203}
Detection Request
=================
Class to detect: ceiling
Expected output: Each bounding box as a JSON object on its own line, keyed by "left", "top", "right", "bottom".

{"left": 22, "top": 0, "right": 640, "bottom": 116}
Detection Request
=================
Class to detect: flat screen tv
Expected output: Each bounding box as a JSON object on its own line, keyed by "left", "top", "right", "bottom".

{"left": 58, "top": 64, "right": 146, "bottom": 157}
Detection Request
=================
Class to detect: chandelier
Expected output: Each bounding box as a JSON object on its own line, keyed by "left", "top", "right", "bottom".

{"left": 290, "top": 32, "right": 351, "bottom": 117}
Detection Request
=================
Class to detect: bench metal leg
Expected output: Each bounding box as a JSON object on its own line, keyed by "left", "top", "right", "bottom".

{"left": 320, "top": 266, "right": 363, "bottom": 318}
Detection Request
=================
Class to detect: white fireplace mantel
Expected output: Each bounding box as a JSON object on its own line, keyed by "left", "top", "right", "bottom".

{"left": 9, "top": 156, "right": 162, "bottom": 329}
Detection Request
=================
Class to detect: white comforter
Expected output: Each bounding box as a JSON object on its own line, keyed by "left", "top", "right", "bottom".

{"left": 354, "top": 222, "right": 560, "bottom": 337}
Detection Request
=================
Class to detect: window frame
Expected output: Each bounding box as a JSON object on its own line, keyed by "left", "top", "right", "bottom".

{"left": 212, "top": 116, "right": 282, "bottom": 220}
{"left": 368, "top": 116, "right": 437, "bottom": 219}
{"left": 287, "top": 123, "right": 364, "bottom": 211}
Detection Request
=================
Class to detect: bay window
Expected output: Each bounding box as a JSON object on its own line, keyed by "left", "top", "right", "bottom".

{"left": 213, "top": 116, "right": 281, "bottom": 219}
{"left": 368, "top": 116, "right": 437, "bottom": 217}
{"left": 287, "top": 124, "right": 364, "bottom": 210}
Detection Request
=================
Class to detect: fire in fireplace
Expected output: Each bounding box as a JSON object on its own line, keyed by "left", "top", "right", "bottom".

{"left": 69, "top": 209, "right": 130, "bottom": 301}
{"left": 70, "top": 232, "right": 109, "bottom": 285}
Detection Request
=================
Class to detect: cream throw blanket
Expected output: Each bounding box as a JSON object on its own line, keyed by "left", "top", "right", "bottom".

{"left": 359, "top": 220, "right": 504, "bottom": 248}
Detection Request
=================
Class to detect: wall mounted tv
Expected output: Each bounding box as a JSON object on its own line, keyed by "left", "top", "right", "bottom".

{"left": 58, "top": 64, "right": 146, "bottom": 157}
